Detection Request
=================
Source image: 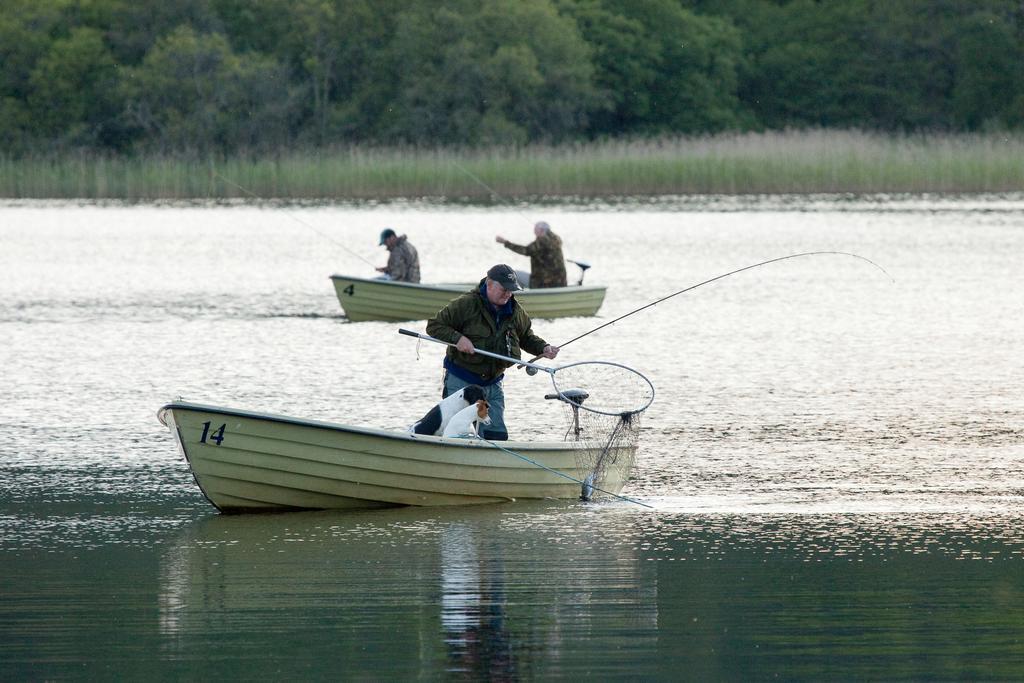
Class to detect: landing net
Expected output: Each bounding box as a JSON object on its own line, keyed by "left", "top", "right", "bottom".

{"left": 548, "top": 361, "right": 654, "bottom": 416}
{"left": 542, "top": 361, "right": 654, "bottom": 502}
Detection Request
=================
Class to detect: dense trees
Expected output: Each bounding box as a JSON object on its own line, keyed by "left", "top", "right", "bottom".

{"left": 1, "top": 0, "right": 1022, "bottom": 157}
{"left": 705, "top": 0, "right": 1024, "bottom": 131}
{"left": 383, "top": 0, "right": 602, "bottom": 145}
{"left": 119, "top": 26, "right": 296, "bottom": 154}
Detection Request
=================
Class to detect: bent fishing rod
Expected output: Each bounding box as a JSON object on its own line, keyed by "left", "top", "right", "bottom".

{"left": 212, "top": 171, "right": 378, "bottom": 269}
{"left": 523, "top": 250, "right": 893, "bottom": 369}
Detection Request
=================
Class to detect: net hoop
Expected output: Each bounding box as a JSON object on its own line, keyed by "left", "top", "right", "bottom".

{"left": 549, "top": 360, "right": 655, "bottom": 417}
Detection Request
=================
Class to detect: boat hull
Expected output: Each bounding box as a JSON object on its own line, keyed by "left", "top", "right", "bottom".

{"left": 159, "top": 401, "right": 635, "bottom": 513}
{"left": 330, "top": 275, "right": 606, "bottom": 321}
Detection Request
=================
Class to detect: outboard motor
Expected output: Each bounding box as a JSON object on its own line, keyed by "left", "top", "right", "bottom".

{"left": 566, "top": 259, "right": 591, "bottom": 285}
{"left": 545, "top": 388, "right": 589, "bottom": 440}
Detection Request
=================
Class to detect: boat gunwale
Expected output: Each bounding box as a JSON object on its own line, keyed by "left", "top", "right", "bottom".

{"left": 158, "top": 401, "right": 589, "bottom": 451}
{"left": 328, "top": 273, "right": 607, "bottom": 297}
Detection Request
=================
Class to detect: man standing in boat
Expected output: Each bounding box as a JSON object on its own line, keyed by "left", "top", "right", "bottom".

{"left": 426, "top": 264, "right": 559, "bottom": 441}
{"left": 495, "top": 221, "right": 567, "bottom": 288}
{"left": 376, "top": 228, "right": 421, "bottom": 283}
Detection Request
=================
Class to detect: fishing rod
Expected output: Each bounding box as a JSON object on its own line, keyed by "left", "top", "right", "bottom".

{"left": 212, "top": 171, "right": 378, "bottom": 269}
{"left": 523, "top": 251, "right": 893, "bottom": 370}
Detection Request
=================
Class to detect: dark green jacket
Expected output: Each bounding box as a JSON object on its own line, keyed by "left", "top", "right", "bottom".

{"left": 426, "top": 280, "right": 549, "bottom": 381}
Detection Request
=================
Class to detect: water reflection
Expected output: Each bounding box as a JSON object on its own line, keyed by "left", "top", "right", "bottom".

{"left": 149, "top": 507, "right": 1024, "bottom": 678}
{"left": 440, "top": 524, "right": 515, "bottom": 679}
{"left": 6, "top": 506, "right": 1024, "bottom": 679}
{"left": 156, "top": 504, "right": 659, "bottom": 677}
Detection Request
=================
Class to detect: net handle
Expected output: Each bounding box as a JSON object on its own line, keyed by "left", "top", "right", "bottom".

{"left": 399, "top": 329, "right": 656, "bottom": 416}
{"left": 398, "top": 328, "right": 555, "bottom": 375}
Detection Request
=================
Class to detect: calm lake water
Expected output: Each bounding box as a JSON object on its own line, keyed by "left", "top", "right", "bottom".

{"left": 2, "top": 195, "right": 1023, "bottom": 679}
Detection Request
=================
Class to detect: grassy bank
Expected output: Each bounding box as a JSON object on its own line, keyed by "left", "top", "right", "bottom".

{"left": 2, "top": 130, "right": 1023, "bottom": 200}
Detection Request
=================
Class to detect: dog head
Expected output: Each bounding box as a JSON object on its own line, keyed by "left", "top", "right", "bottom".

{"left": 475, "top": 399, "right": 492, "bottom": 425}
{"left": 461, "top": 384, "right": 486, "bottom": 405}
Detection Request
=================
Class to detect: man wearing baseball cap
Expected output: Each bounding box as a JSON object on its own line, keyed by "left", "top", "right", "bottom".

{"left": 426, "top": 264, "right": 559, "bottom": 440}
{"left": 375, "top": 228, "right": 420, "bottom": 282}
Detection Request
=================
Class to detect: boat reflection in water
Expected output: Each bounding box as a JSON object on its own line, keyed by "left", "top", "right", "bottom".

{"left": 158, "top": 505, "right": 657, "bottom": 678}
{"left": 153, "top": 508, "right": 1024, "bottom": 678}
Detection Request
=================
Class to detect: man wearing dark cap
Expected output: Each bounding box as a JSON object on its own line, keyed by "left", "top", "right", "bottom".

{"left": 376, "top": 228, "right": 420, "bottom": 283}
{"left": 426, "top": 264, "right": 559, "bottom": 440}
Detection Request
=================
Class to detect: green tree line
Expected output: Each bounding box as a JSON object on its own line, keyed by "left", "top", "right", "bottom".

{"left": 2, "top": 0, "right": 1022, "bottom": 158}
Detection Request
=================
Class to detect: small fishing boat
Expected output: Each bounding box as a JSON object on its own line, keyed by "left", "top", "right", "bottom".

{"left": 158, "top": 400, "right": 637, "bottom": 513}
{"left": 329, "top": 274, "right": 607, "bottom": 321}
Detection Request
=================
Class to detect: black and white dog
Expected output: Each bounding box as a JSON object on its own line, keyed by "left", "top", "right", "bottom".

{"left": 442, "top": 399, "right": 491, "bottom": 438}
{"left": 408, "top": 384, "right": 487, "bottom": 436}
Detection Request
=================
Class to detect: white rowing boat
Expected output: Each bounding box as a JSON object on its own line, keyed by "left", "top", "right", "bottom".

{"left": 329, "top": 275, "right": 607, "bottom": 322}
{"left": 158, "top": 401, "right": 637, "bottom": 513}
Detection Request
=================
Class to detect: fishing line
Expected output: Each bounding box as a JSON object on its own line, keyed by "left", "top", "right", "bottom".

{"left": 212, "top": 171, "right": 378, "bottom": 269}
{"left": 451, "top": 160, "right": 536, "bottom": 225}
{"left": 472, "top": 434, "right": 654, "bottom": 509}
{"left": 525, "top": 250, "right": 894, "bottom": 368}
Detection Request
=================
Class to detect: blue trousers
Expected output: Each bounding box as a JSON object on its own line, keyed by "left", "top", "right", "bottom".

{"left": 442, "top": 372, "right": 508, "bottom": 441}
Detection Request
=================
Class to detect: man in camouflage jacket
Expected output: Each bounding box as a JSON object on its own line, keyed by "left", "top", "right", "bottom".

{"left": 426, "top": 264, "right": 559, "bottom": 440}
{"left": 495, "top": 221, "right": 567, "bottom": 288}
{"left": 377, "top": 228, "right": 421, "bottom": 282}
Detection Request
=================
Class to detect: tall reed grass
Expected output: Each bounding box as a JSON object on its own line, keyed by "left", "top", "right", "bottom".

{"left": 2, "top": 130, "right": 1022, "bottom": 200}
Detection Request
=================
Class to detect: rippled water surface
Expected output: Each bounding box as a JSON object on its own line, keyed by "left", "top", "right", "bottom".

{"left": 2, "top": 196, "right": 1023, "bottom": 679}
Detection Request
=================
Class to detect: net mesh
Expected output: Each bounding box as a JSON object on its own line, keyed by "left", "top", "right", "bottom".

{"left": 543, "top": 365, "right": 648, "bottom": 501}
